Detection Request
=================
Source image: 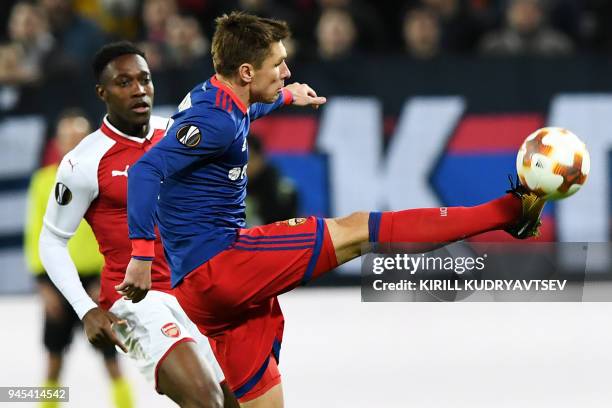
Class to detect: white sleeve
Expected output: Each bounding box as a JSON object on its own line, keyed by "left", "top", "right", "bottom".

{"left": 39, "top": 154, "right": 99, "bottom": 319}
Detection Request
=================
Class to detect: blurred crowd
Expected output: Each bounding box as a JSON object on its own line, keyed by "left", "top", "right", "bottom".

{"left": 0, "top": 0, "right": 611, "bottom": 86}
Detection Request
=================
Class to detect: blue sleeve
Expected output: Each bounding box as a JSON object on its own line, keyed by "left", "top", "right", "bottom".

{"left": 127, "top": 109, "right": 236, "bottom": 240}
{"left": 249, "top": 90, "right": 291, "bottom": 121}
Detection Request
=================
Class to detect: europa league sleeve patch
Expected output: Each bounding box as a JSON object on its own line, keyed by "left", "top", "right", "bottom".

{"left": 54, "top": 182, "right": 72, "bottom": 205}
{"left": 176, "top": 125, "right": 201, "bottom": 148}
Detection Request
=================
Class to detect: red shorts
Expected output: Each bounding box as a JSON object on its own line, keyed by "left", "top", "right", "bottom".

{"left": 173, "top": 216, "right": 337, "bottom": 401}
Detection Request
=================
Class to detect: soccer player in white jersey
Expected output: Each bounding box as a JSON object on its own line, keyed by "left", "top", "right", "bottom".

{"left": 38, "top": 41, "right": 238, "bottom": 408}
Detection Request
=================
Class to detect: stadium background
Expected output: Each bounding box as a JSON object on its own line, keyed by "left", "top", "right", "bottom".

{"left": 1, "top": 0, "right": 611, "bottom": 407}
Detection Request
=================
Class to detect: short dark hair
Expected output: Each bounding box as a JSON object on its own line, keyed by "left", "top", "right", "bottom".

{"left": 92, "top": 41, "right": 146, "bottom": 82}
{"left": 212, "top": 12, "right": 290, "bottom": 77}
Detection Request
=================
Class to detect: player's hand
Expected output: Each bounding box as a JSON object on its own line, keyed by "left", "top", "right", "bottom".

{"left": 82, "top": 307, "right": 128, "bottom": 353}
{"left": 284, "top": 82, "right": 326, "bottom": 109}
{"left": 116, "top": 258, "right": 152, "bottom": 303}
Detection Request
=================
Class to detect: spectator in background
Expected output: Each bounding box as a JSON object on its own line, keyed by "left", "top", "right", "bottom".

{"left": 403, "top": 7, "right": 441, "bottom": 59}
{"left": 0, "top": 44, "right": 27, "bottom": 84}
{"left": 0, "top": 0, "right": 20, "bottom": 41}
{"left": 419, "top": 0, "right": 487, "bottom": 53}
{"left": 24, "top": 109, "right": 134, "bottom": 408}
{"left": 73, "top": 0, "right": 141, "bottom": 40}
{"left": 163, "top": 14, "right": 209, "bottom": 68}
{"left": 480, "top": 0, "right": 574, "bottom": 56}
{"left": 0, "top": 43, "right": 38, "bottom": 88}
{"left": 317, "top": 0, "right": 386, "bottom": 53}
{"left": 225, "top": 0, "right": 297, "bottom": 27}
{"left": 221, "top": 0, "right": 300, "bottom": 58}
{"left": 574, "top": 0, "right": 612, "bottom": 53}
{"left": 38, "top": 0, "right": 107, "bottom": 64}
{"left": 315, "top": 7, "right": 358, "bottom": 60}
{"left": 245, "top": 135, "right": 298, "bottom": 227}
{"left": 138, "top": 0, "right": 179, "bottom": 70}
{"left": 141, "top": 0, "right": 178, "bottom": 44}
{"left": 2, "top": 2, "right": 55, "bottom": 85}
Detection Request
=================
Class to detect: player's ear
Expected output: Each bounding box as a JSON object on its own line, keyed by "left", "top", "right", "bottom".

{"left": 238, "top": 63, "right": 254, "bottom": 84}
{"left": 95, "top": 84, "right": 106, "bottom": 102}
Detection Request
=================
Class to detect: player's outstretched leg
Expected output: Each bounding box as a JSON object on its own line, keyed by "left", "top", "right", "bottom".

{"left": 156, "top": 341, "right": 229, "bottom": 408}
{"left": 326, "top": 183, "right": 546, "bottom": 266}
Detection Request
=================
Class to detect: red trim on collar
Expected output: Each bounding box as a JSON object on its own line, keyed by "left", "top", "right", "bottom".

{"left": 100, "top": 119, "right": 150, "bottom": 148}
{"left": 211, "top": 75, "right": 247, "bottom": 114}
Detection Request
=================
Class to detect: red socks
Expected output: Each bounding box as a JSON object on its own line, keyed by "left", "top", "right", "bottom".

{"left": 369, "top": 194, "right": 522, "bottom": 245}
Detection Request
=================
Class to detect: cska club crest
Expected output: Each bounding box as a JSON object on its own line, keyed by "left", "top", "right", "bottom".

{"left": 275, "top": 217, "right": 307, "bottom": 227}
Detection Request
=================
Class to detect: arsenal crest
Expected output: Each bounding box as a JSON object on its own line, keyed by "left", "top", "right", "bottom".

{"left": 161, "top": 322, "right": 181, "bottom": 338}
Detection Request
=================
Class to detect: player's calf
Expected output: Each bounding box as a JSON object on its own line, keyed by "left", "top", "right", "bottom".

{"left": 327, "top": 192, "right": 528, "bottom": 268}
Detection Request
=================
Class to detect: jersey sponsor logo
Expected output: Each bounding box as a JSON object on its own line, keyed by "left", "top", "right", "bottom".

{"left": 176, "top": 125, "right": 201, "bottom": 148}
{"left": 161, "top": 322, "right": 181, "bottom": 338}
{"left": 228, "top": 165, "right": 248, "bottom": 181}
{"left": 228, "top": 167, "right": 241, "bottom": 181}
{"left": 54, "top": 183, "right": 72, "bottom": 205}
{"left": 111, "top": 165, "right": 129, "bottom": 178}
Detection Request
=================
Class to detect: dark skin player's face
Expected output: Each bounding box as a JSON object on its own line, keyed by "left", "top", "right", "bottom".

{"left": 95, "top": 54, "right": 154, "bottom": 137}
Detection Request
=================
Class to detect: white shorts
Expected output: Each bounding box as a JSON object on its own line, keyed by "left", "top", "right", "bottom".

{"left": 109, "top": 290, "right": 224, "bottom": 390}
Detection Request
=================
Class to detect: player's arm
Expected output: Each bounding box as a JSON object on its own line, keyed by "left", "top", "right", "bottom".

{"left": 39, "top": 154, "right": 127, "bottom": 352}
{"left": 123, "top": 109, "right": 237, "bottom": 301}
{"left": 249, "top": 83, "right": 326, "bottom": 120}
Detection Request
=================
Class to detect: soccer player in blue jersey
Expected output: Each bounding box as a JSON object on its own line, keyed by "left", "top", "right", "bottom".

{"left": 123, "top": 12, "right": 546, "bottom": 407}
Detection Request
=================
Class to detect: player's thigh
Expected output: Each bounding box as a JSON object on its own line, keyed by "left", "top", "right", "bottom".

{"left": 324, "top": 211, "right": 370, "bottom": 264}
{"left": 216, "top": 216, "right": 334, "bottom": 304}
{"left": 239, "top": 383, "right": 284, "bottom": 408}
{"left": 110, "top": 291, "right": 224, "bottom": 386}
{"left": 156, "top": 340, "right": 223, "bottom": 407}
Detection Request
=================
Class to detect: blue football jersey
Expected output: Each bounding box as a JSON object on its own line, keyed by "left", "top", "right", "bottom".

{"left": 128, "top": 75, "right": 292, "bottom": 285}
